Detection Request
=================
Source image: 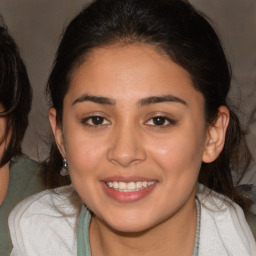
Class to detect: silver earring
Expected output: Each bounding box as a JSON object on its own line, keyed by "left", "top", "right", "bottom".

{"left": 60, "top": 158, "right": 69, "bottom": 176}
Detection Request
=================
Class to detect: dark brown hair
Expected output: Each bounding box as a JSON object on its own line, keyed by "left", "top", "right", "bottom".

{"left": 42, "top": 0, "right": 252, "bottom": 210}
{"left": 0, "top": 23, "right": 32, "bottom": 166}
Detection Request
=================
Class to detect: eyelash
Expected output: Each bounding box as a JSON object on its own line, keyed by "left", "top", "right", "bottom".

{"left": 81, "top": 115, "right": 176, "bottom": 128}
{"left": 81, "top": 116, "right": 111, "bottom": 127}
{"left": 145, "top": 116, "right": 176, "bottom": 128}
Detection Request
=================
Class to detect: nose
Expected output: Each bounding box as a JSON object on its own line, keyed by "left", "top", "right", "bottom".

{"left": 107, "top": 123, "right": 146, "bottom": 167}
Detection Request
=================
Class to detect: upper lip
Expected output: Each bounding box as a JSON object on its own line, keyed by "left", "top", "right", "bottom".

{"left": 101, "top": 176, "right": 157, "bottom": 183}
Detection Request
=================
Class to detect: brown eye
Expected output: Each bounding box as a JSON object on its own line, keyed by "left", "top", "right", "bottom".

{"left": 152, "top": 116, "right": 166, "bottom": 126}
{"left": 91, "top": 116, "right": 104, "bottom": 125}
{"left": 82, "top": 115, "right": 110, "bottom": 127}
{"left": 145, "top": 116, "right": 176, "bottom": 127}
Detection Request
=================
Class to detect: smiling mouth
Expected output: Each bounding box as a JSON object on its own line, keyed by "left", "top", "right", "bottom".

{"left": 105, "top": 181, "right": 155, "bottom": 192}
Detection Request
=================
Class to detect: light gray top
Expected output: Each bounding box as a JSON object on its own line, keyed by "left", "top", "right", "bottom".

{"left": 9, "top": 185, "right": 256, "bottom": 256}
{"left": 0, "top": 155, "right": 43, "bottom": 256}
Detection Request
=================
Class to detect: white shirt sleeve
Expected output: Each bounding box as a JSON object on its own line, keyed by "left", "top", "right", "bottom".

{"left": 9, "top": 188, "right": 78, "bottom": 256}
{"left": 198, "top": 187, "right": 256, "bottom": 256}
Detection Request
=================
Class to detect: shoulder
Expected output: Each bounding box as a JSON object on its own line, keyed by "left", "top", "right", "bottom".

{"left": 197, "top": 184, "right": 256, "bottom": 256}
{"left": 10, "top": 154, "right": 40, "bottom": 173}
{"left": 10, "top": 155, "right": 42, "bottom": 187}
{"left": 7, "top": 155, "right": 44, "bottom": 205}
{"left": 9, "top": 186, "right": 78, "bottom": 256}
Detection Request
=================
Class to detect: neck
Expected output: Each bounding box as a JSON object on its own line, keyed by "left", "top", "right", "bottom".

{"left": 0, "top": 162, "right": 10, "bottom": 205}
{"left": 89, "top": 196, "right": 197, "bottom": 256}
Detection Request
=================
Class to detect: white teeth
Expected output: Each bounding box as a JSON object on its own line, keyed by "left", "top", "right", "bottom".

{"left": 113, "top": 181, "right": 118, "bottom": 189}
{"left": 106, "top": 181, "right": 155, "bottom": 192}
{"left": 136, "top": 181, "right": 142, "bottom": 189}
{"left": 127, "top": 182, "right": 136, "bottom": 190}
{"left": 119, "top": 182, "right": 126, "bottom": 190}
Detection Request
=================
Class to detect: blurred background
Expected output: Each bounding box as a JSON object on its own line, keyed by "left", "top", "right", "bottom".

{"left": 0, "top": 0, "right": 255, "bottom": 184}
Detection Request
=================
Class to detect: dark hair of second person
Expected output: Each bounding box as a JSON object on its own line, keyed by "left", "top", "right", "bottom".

{"left": 0, "top": 25, "right": 32, "bottom": 166}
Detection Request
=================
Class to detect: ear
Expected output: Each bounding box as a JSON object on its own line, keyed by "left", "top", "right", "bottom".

{"left": 48, "top": 108, "right": 66, "bottom": 158}
{"left": 202, "top": 106, "right": 230, "bottom": 163}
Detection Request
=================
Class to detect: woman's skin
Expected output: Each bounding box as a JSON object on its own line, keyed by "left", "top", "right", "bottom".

{"left": 50, "top": 43, "right": 229, "bottom": 256}
{"left": 0, "top": 104, "right": 10, "bottom": 205}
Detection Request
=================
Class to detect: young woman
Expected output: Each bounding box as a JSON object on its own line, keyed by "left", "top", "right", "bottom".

{"left": 9, "top": 0, "right": 256, "bottom": 255}
{"left": 0, "top": 22, "right": 44, "bottom": 255}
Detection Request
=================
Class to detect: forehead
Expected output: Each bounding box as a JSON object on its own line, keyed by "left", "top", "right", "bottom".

{"left": 67, "top": 43, "right": 203, "bottom": 107}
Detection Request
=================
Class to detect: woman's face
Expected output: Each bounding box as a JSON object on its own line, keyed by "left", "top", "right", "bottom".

{"left": 0, "top": 103, "right": 11, "bottom": 205}
{"left": 51, "top": 44, "right": 212, "bottom": 232}
{"left": 0, "top": 104, "right": 8, "bottom": 160}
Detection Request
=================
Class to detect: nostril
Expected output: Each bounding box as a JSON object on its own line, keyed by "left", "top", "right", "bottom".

{"left": 107, "top": 150, "right": 141, "bottom": 167}
{"left": 106, "top": 143, "right": 146, "bottom": 167}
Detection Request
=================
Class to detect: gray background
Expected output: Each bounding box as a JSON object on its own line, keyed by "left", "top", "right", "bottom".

{"left": 0, "top": 0, "right": 255, "bottom": 184}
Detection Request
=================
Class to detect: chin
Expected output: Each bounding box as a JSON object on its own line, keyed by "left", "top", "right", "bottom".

{"left": 109, "top": 221, "right": 152, "bottom": 234}
{"left": 99, "top": 213, "right": 158, "bottom": 234}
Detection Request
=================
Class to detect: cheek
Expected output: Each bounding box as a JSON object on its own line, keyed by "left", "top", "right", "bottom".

{"left": 147, "top": 126, "right": 205, "bottom": 177}
{"left": 63, "top": 129, "right": 107, "bottom": 177}
{"left": 0, "top": 118, "right": 10, "bottom": 159}
{"left": 0, "top": 117, "right": 6, "bottom": 140}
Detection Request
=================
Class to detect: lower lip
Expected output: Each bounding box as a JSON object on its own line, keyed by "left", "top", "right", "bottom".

{"left": 101, "top": 182, "right": 157, "bottom": 202}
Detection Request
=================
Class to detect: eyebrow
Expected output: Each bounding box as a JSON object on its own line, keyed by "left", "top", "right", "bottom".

{"left": 72, "top": 94, "right": 116, "bottom": 106}
{"left": 72, "top": 94, "right": 187, "bottom": 107}
{"left": 139, "top": 95, "right": 187, "bottom": 107}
